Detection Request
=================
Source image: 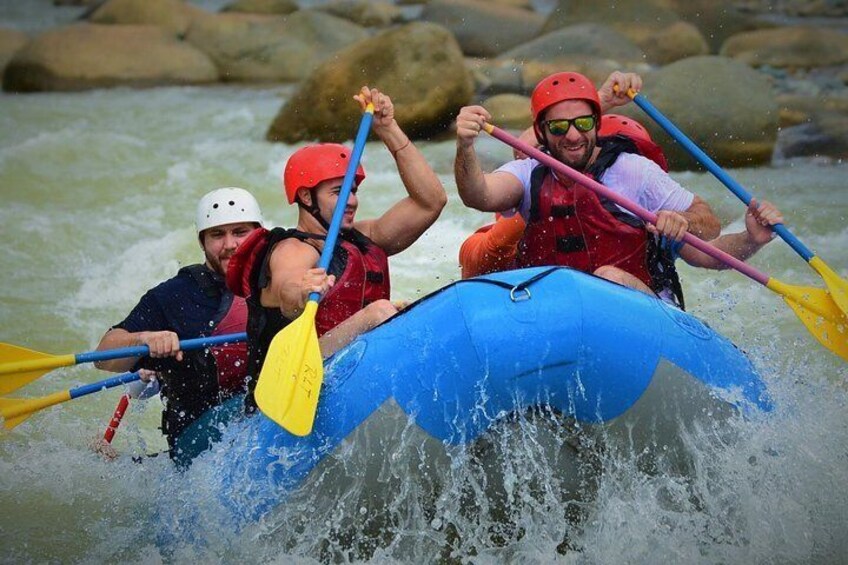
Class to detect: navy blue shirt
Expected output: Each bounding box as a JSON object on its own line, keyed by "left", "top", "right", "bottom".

{"left": 114, "top": 265, "right": 224, "bottom": 340}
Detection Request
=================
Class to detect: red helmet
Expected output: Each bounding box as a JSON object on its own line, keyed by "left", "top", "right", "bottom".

{"left": 530, "top": 72, "right": 601, "bottom": 123}
{"left": 283, "top": 143, "right": 366, "bottom": 205}
{"left": 598, "top": 114, "right": 669, "bottom": 172}
{"left": 599, "top": 114, "right": 651, "bottom": 141}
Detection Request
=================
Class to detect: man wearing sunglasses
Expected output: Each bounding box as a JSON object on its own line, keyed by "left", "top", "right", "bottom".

{"left": 453, "top": 71, "right": 720, "bottom": 306}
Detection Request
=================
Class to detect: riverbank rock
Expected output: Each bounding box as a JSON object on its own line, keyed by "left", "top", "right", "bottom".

{"left": 0, "top": 28, "right": 28, "bottom": 75}
{"left": 666, "top": 0, "right": 767, "bottom": 53}
{"left": 501, "top": 23, "right": 646, "bottom": 67}
{"left": 87, "top": 0, "right": 206, "bottom": 37}
{"left": 640, "top": 21, "right": 709, "bottom": 65}
{"left": 3, "top": 24, "right": 218, "bottom": 92}
{"left": 267, "top": 22, "right": 473, "bottom": 142}
{"left": 721, "top": 27, "right": 848, "bottom": 69}
{"left": 480, "top": 93, "right": 531, "bottom": 129}
{"left": 185, "top": 11, "right": 368, "bottom": 83}
{"left": 221, "top": 0, "right": 298, "bottom": 15}
{"left": 777, "top": 112, "right": 848, "bottom": 161}
{"left": 420, "top": 0, "right": 544, "bottom": 57}
{"left": 621, "top": 56, "right": 779, "bottom": 169}
{"left": 315, "top": 1, "right": 404, "bottom": 28}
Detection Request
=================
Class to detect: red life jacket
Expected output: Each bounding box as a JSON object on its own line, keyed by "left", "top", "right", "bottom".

{"left": 516, "top": 166, "right": 654, "bottom": 288}
{"left": 226, "top": 227, "right": 391, "bottom": 412}
{"left": 515, "top": 137, "right": 684, "bottom": 306}
{"left": 209, "top": 295, "right": 248, "bottom": 393}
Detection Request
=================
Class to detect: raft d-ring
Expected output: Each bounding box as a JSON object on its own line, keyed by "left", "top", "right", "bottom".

{"left": 510, "top": 286, "right": 531, "bottom": 302}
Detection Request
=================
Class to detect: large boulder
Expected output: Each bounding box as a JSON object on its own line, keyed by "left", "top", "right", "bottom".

{"left": 639, "top": 21, "right": 708, "bottom": 65}
{"left": 87, "top": 0, "right": 207, "bottom": 37}
{"left": 777, "top": 111, "right": 848, "bottom": 162}
{"left": 618, "top": 56, "right": 779, "bottom": 169}
{"left": 185, "top": 11, "right": 369, "bottom": 82}
{"left": 541, "top": 0, "right": 710, "bottom": 65}
{"left": 665, "top": 0, "right": 769, "bottom": 53}
{"left": 0, "top": 28, "right": 28, "bottom": 75}
{"left": 267, "top": 22, "right": 473, "bottom": 142}
{"left": 542, "top": 0, "right": 678, "bottom": 37}
{"left": 720, "top": 27, "right": 848, "bottom": 69}
{"left": 3, "top": 24, "right": 218, "bottom": 92}
{"left": 481, "top": 93, "right": 531, "bottom": 129}
{"left": 314, "top": 1, "right": 404, "bottom": 28}
{"left": 221, "top": 0, "right": 298, "bottom": 15}
{"left": 470, "top": 55, "right": 650, "bottom": 98}
{"left": 500, "top": 23, "right": 646, "bottom": 67}
{"left": 420, "top": 0, "right": 544, "bottom": 57}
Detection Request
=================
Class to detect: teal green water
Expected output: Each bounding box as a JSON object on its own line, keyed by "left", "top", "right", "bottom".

{"left": 1, "top": 85, "right": 847, "bottom": 562}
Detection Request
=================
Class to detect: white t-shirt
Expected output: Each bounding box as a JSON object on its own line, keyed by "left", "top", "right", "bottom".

{"left": 494, "top": 152, "right": 694, "bottom": 222}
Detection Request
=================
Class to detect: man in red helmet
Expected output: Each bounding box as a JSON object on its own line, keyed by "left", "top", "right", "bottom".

{"left": 230, "top": 87, "right": 446, "bottom": 411}
{"left": 458, "top": 113, "right": 670, "bottom": 280}
{"left": 454, "top": 71, "right": 721, "bottom": 306}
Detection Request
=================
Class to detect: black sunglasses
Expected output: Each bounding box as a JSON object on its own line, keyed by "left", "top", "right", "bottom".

{"left": 544, "top": 114, "right": 597, "bottom": 136}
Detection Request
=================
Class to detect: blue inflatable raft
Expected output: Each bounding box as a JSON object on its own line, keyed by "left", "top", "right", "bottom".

{"left": 176, "top": 266, "right": 771, "bottom": 524}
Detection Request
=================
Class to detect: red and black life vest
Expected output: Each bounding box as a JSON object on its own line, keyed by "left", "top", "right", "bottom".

{"left": 225, "top": 227, "right": 391, "bottom": 411}
{"left": 516, "top": 136, "right": 684, "bottom": 307}
{"left": 157, "top": 264, "right": 249, "bottom": 448}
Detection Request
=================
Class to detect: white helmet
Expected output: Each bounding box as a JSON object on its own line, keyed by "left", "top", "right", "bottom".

{"left": 195, "top": 187, "right": 263, "bottom": 234}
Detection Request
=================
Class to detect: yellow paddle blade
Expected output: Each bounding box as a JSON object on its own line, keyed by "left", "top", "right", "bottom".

{"left": 768, "top": 279, "right": 848, "bottom": 362}
{"left": 809, "top": 256, "right": 848, "bottom": 317}
{"left": 255, "top": 301, "right": 324, "bottom": 436}
{"left": 0, "top": 390, "right": 73, "bottom": 431}
{"left": 0, "top": 344, "right": 74, "bottom": 395}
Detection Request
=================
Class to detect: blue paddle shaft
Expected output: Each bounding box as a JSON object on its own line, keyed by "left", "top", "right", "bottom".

{"left": 308, "top": 109, "right": 374, "bottom": 303}
{"left": 74, "top": 332, "right": 247, "bottom": 365}
{"left": 70, "top": 371, "right": 141, "bottom": 399}
{"left": 631, "top": 93, "right": 813, "bottom": 261}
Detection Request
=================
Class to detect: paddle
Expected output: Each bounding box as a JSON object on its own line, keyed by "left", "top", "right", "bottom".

{"left": 483, "top": 123, "right": 848, "bottom": 362}
{"left": 254, "top": 103, "right": 375, "bottom": 436}
{"left": 0, "top": 332, "right": 246, "bottom": 395}
{"left": 0, "top": 371, "right": 141, "bottom": 430}
{"left": 622, "top": 88, "right": 848, "bottom": 317}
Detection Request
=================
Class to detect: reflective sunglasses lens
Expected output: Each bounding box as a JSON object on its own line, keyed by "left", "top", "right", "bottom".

{"left": 546, "top": 119, "right": 571, "bottom": 136}
{"left": 573, "top": 115, "right": 596, "bottom": 132}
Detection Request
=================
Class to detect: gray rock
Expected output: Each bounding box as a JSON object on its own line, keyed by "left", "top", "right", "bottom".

{"left": 267, "top": 22, "right": 473, "bottom": 142}
{"left": 481, "top": 93, "right": 532, "bottom": 129}
{"left": 0, "top": 28, "right": 28, "bottom": 75}
{"left": 420, "top": 0, "right": 544, "bottom": 57}
{"left": 221, "top": 0, "right": 299, "bottom": 15}
{"left": 314, "top": 1, "right": 404, "bottom": 28}
{"left": 185, "top": 11, "right": 369, "bottom": 83}
{"left": 87, "top": 0, "right": 207, "bottom": 37}
{"left": 3, "top": 23, "right": 218, "bottom": 92}
{"left": 500, "top": 23, "right": 646, "bottom": 67}
{"left": 617, "top": 56, "right": 779, "bottom": 169}
{"left": 721, "top": 26, "right": 848, "bottom": 69}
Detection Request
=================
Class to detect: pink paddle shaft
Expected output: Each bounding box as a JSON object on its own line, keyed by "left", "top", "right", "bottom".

{"left": 486, "top": 124, "right": 770, "bottom": 286}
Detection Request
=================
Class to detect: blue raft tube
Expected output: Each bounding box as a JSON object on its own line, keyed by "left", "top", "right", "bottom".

{"left": 174, "top": 266, "right": 771, "bottom": 526}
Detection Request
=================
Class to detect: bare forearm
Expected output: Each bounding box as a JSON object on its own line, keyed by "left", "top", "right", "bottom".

{"left": 94, "top": 328, "right": 140, "bottom": 372}
{"left": 454, "top": 143, "right": 491, "bottom": 210}
{"left": 681, "top": 232, "right": 765, "bottom": 270}
{"left": 682, "top": 197, "right": 721, "bottom": 240}
{"left": 380, "top": 125, "right": 446, "bottom": 216}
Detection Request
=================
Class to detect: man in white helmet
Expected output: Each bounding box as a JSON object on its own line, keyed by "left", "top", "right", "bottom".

{"left": 93, "top": 187, "right": 263, "bottom": 462}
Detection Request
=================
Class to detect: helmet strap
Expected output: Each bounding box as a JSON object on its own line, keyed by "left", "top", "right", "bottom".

{"left": 296, "top": 195, "right": 331, "bottom": 232}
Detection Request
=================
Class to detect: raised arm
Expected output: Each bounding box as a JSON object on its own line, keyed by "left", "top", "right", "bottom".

{"left": 454, "top": 105, "right": 525, "bottom": 212}
{"left": 351, "top": 87, "right": 447, "bottom": 256}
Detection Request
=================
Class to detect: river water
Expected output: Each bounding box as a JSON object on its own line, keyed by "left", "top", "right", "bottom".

{"left": 2, "top": 3, "right": 848, "bottom": 564}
